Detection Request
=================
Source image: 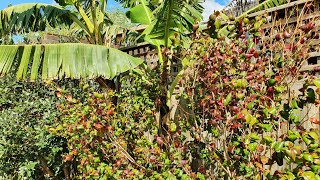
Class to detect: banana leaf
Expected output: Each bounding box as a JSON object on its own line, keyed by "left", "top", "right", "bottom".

{"left": 0, "top": 43, "right": 143, "bottom": 81}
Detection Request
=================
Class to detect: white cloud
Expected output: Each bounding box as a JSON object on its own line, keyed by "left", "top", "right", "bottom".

{"left": 202, "top": 0, "right": 224, "bottom": 20}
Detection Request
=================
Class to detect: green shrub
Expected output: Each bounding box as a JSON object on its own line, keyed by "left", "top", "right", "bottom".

{"left": 0, "top": 77, "right": 66, "bottom": 179}
{"left": 176, "top": 13, "right": 320, "bottom": 179}
{"left": 1, "top": 9, "right": 320, "bottom": 180}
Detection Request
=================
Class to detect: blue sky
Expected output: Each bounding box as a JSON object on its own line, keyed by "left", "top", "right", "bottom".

{"left": 0, "top": 0, "right": 227, "bottom": 19}
{"left": 0, "top": 0, "right": 121, "bottom": 10}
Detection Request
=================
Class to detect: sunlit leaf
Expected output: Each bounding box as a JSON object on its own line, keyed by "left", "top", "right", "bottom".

{"left": 0, "top": 43, "right": 143, "bottom": 80}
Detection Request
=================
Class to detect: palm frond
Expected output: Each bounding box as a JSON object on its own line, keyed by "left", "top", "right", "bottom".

{"left": 0, "top": 3, "right": 73, "bottom": 36}
{"left": 0, "top": 43, "right": 143, "bottom": 81}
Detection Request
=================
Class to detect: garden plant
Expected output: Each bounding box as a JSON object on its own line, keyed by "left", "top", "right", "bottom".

{"left": 0, "top": 0, "right": 319, "bottom": 179}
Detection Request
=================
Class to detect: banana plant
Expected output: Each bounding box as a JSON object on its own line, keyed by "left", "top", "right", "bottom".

{"left": 124, "top": 0, "right": 203, "bottom": 124}
{"left": 125, "top": 0, "right": 203, "bottom": 75}
{"left": 152, "top": 0, "right": 203, "bottom": 109}
{"left": 125, "top": 0, "right": 203, "bottom": 67}
{"left": 0, "top": 1, "right": 143, "bottom": 81}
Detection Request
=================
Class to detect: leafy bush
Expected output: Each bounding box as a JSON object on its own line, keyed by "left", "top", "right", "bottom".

{"left": 176, "top": 12, "right": 320, "bottom": 179}
{"left": 50, "top": 72, "right": 167, "bottom": 178}
{"left": 0, "top": 77, "right": 66, "bottom": 179}
{"left": 1, "top": 6, "right": 320, "bottom": 180}
{"left": 47, "top": 10, "right": 320, "bottom": 180}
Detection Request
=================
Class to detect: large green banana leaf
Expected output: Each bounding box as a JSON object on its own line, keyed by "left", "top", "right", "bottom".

{"left": 151, "top": 0, "right": 203, "bottom": 46}
{"left": 126, "top": 0, "right": 154, "bottom": 25}
{"left": 239, "top": 0, "right": 288, "bottom": 18}
{"left": 0, "top": 3, "right": 74, "bottom": 36}
{"left": 126, "top": 0, "right": 203, "bottom": 47}
{"left": 0, "top": 43, "right": 143, "bottom": 81}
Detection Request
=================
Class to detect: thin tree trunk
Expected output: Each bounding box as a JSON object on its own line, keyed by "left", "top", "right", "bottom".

{"left": 95, "top": 76, "right": 119, "bottom": 104}
{"left": 38, "top": 156, "right": 55, "bottom": 178}
{"left": 63, "top": 162, "right": 71, "bottom": 180}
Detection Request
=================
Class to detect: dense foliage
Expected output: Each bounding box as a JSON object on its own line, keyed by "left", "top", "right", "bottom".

{"left": 43, "top": 12, "right": 320, "bottom": 179}
{"left": 0, "top": 77, "right": 66, "bottom": 178}
{"left": 1, "top": 0, "right": 320, "bottom": 179}
{"left": 178, "top": 12, "right": 320, "bottom": 179}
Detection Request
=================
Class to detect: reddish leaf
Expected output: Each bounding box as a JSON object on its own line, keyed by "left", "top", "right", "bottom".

{"left": 310, "top": 117, "right": 320, "bottom": 124}
{"left": 231, "top": 123, "right": 242, "bottom": 129}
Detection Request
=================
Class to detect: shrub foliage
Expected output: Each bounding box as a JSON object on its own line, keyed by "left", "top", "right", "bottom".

{"left": 0, "top": 77, "right": 66, "bottom": 179}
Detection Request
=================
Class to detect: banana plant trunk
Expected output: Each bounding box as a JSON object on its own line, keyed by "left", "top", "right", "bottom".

{"left": 95, "top": 76, "right": 120, "bottom": 104}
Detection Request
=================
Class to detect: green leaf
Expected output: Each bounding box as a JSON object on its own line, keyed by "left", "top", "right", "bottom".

{"left": 169, "top": 122, "right": 177, "bottom": 132}
{"left": 234, "top": 79, "right": 248, "bottom": 88}
{"left": 311, "top": 165, "right": 320, "bottom": 172}
{"left": 310, "top": 143, "right": 319, "bottom": 149}
{"left": 54, "top": 0, "right": 73, "bottom": 6}
{"left": 0, "top": 3, "right": 72, "bottom": 35}
{"left": 288, "top": 134, "right": 299, "bottom": 142}
{"left": 16, "top": 45, "right": 32, "bottom": 80}
{"left": 263, "top": 107, "right": 277, "bottom": 117}
{"left": 280, "top": 172, "right": 295, "bottom": 180}
{"left": 250, "top": 133, "right": 260, "bottom": 141}
{"left": 94, "top": 157, "right": 100, "bottom": 163}
{"left": 217, "top": 26, "right": 230, "bottom": 38}
{"left": 309, "top": 131, "right": 319, "bottom": 141}
{"left": 273, "top": 142, "right": 284, "bottom": 153}
{"left": 275, "top": 86, "right": 285, "bottom": 93}
{"left": 258, "top": 123, "right": 273, "bottom": 132}
{"left": 30, "top": 45, "right": 42, "bottom": 81}
{"left": 214, "top": 19, "right": 221, "bottom": 29}
{"left": 290, "top": 100, "right": 299, "bottom": 109}
{"left": 167, "top": 69, "right": 184, "bottom": 107}
{"left": 126, "top": 0, "right": 154, "bottom": 25}
{"left": 312, "top": 153, "right": 319, "bottom": 159}
{"left": 307, "top": 88, "right": 316, "bottom": 103}
{"left": 243, "top": 110, "right": 258, "bottom": 128}
{"left": 285, "top": 149, "right": 297, "bottom": 161}
{"left": 56, "top": 124, "right": 63, "bottom": 131}
{"left": 243, "top": 149, "right": 249, "bottom": 156}
{"left": 301, "top": 171, "right": 315, "bottom": 180}
{"left": 288, "top": 130, "right": 301, "bottom": 141}
{"left": 227, "top": 24, "right": 236, "bottom": 31}
{"left": 254, "top": 20, "right": 263, "bottom": 30}
{"left": 248, "top": 142, "right": 258, "bottom": 152}
{"left": 0, "top": 44, "right": 143, "bottom": 80}
{"left": 303, "top": 154, "right": 314, "bottom": 162}
{"left": 247, "top": 101, "right": 254, "bottom": 110}
{"left": 223, "top": 93, "right": 232, "bottom": 106}
{"left": 197, "top": 172, "right": 205, "bottom": 180}
{"left": 263, "top": 136, "right": 274, "bottom": 144}
{"left": 289, "top": 109, "right": 300, "bottom": 124}
{"left": 302, "top": 134, "right": 312, "bottom": 145}
{"left": 247, "top": 41, "right": 255, "bottom": 50}
{"left": 0, "top": 45, "right": 19, "bottom": 76}
{"left": 144, "top": 0, "right": 203, "bottom": 48}
{"left": 269, "top": 108, "right": 277, "bottom": 115}
{"left": 314, "top": 78, "right": 320, "bottom": 88}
